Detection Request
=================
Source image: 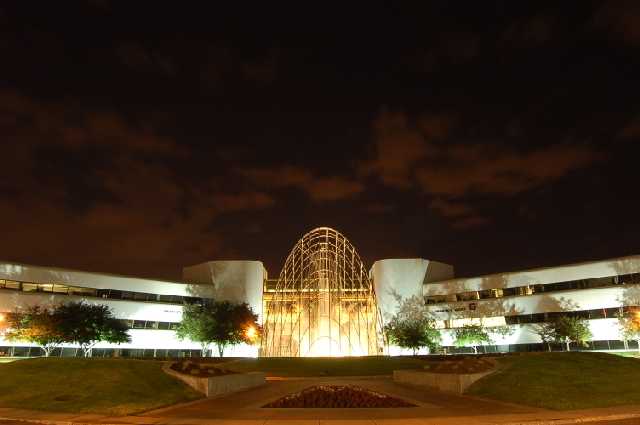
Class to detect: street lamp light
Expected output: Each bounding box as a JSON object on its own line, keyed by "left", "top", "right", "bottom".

{"left": 245, "top": 325, "right": 257, "bottom": 339}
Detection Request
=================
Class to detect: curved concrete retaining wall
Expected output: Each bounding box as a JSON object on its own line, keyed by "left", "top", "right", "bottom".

{"left": 163, "top": 363, "right": 266, "bottom": 397}
{"left": 393, "top": 368, "right": 495, "bottom": 395}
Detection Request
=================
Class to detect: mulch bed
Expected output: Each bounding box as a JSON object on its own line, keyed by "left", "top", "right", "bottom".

{"left": 263, "top": 385, "right": 416, "bottom": 408}
{"left": 170, "top": 360, "right": 237, "bottom": 377}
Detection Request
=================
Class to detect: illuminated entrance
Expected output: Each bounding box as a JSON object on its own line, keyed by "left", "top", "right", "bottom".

{"left": 261, "top": 227, "right": 383, "bottom": 357}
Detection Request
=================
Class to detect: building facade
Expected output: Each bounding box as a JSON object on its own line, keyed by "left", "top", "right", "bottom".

{"left": 1, "top": 227, "right": 639, "bottom": 357}
{"left": 0, "top": 261, "right": 264, "bottom": 357}
{"left": 422, "top": 255, "right": 640, "bottom": 353}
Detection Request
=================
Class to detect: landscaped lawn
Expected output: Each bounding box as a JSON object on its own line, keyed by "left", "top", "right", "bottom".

{"left": 612, "top": 351, "right": 640, "bottom": 358}
{"left": 220, "top": 356, "right": 428, "bottom": 376}
{"left": 468, "top": 352, "right": 640, "bottom": 410}
{"left": 0, "top": 358, "right": 202, "bottom": 415}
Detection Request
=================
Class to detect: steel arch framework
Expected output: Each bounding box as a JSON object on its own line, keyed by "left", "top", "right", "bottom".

{"left": 261, "top": 227, "right": 384, "bottom": 357}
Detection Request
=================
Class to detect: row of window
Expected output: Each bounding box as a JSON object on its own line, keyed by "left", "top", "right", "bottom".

{"left": 440, "top": 306, "right": 638, "bottom": 329}
{"left": 0, "top": 346, "right": 204, "bottom": 358}
{"left": 0, "top": 279, "right": 208, "bottom": 306}
{"left": 0, "top": 312, "right": 181, "bottom": 331}
{"left": 501, "top": 306, "right": 634, "bottom": 325}
{"left": 125, "top": 320, "right": 180, "bottom": 330}
{"left": 441, "top": 339, "right": 639, "bottom": 354}
{"left": 425, "top": 272, "right": 640, "bottom": 305}
{"left": 3, "top": 340, "right": 638, "bottom": 358}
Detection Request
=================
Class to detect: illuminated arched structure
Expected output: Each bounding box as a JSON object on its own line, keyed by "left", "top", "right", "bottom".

{"left": 262, "top": 227, "right": 383, "bottom": 357}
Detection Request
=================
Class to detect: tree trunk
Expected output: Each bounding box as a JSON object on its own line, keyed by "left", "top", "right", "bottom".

{"left": 472, "top": 346, "right": 478, "bottom": 354}
{"left": 218, "top": 344, "right": 225, "bottom": 357}
{"left": 412, "top": 348, "right": 417, "bottom": 356}
{"left": 565, "top": 339, "right": 570, "bottom": 352}
{"left": 547, "top": 342, "right": 552, "bottom": 352}
{"left": 637, "top": 339, "right": 640, "bottom": 354}
{"left": 201, "top": 343, "right": 209, "bottom": 357}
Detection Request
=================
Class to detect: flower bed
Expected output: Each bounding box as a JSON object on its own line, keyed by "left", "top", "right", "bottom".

{"left": 393, "top": 359, "right": 497, "bottom": 395}
{"left": 263, "top": 385, "right": 416, "bottom": 408}
{"left": 424, "top": 357, "right": 495, "bottom": 374}
{"left": 163, "top": 362, "right": 265, "bottom": 397}
{"left": 170, "top": 360, "right": 237, "bottom": 377}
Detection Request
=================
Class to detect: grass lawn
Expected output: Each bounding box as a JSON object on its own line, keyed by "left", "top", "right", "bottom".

{"left": 612, "top": 351, "right": 640, "bottom": 358}
{"left": 220, "top": 356, "right": 428, "bottom": 376}
{"left": 0, "top": 358, "right": 202, "bottom": 415}
{"left": 468, "top": 352, "right": 640, "bottom": 410}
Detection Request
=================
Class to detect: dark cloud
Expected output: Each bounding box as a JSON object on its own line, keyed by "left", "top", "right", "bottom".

{"left": 364, "top": 203, "right": 396, "bottom": 215}
{"left": 415, "top": 143, "right": 599, "bottom": 197}
{"left": 501, "top": 14, "right": 556, "bottom": 47}
{"left": 241, "top": 48, "right": 279, "bottom": 85}
{"left": 115, "top": 43, "right": 176, "bottom": 76}
{"left": 451, "top": 215, "right": 491, "bottom": 230}
{"left": 1, "top": 2, "right": 639, "bottom": 279}
{"left": 364, "top": 110, "right": 600, "bottom": 199}
{"left": 0, "top": 89, "right": 182, "bottom": 155}
{"left": 418, "top": 33, "right": 481, "bottom": 72}
{"left": 239, "top": 166, "right": 364, "bottom": 202}
{"left": 199, "top": 44, "right": 279, "bottom": 91}
{"left": 620, "top": 115, "right": 640, "bottom": 140}
{"left": 358, "top": 110, "right": 439, "bottom": 188}
{"left": 0, "top": 89, "right": 275, "bottom": 278}
{"left": 429, "top": 199, "right": 473, "bottom": 218}
{"left": 429, "top": 199, "right": 489, "bottom": 230}
{"left": 593, "top": 1, "right": 640, "bottom": 45}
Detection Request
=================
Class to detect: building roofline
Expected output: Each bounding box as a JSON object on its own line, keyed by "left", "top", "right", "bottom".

{"left": 429, "top": 253, "right": 640, "bottom": 285}
{"left": 0, "top": 260, "right": 187, "bottom": 285}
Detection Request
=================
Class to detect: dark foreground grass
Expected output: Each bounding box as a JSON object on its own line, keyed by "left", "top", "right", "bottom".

{"left": 222, "top": 356, "right": 428, "bottom": 376}
{"left": 0, "top": 358, "right": 202, "bottom": 415}
{"left": 468, "top": 352, "right": 640, "bottom": 410}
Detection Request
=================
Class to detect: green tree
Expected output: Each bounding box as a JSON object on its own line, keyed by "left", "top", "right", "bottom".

{"left": 385, "top": 318, "right": 441, "bottom": 355}
{"left": 453, "top": 324, "right": 491, "bottom": 354}
{"left": 4, "top": 306, "right": 63, "bottom": 356}
{"left": 552, "top": 316, "right": 592, "bottom": 351}
{"left": 210, "top": 301, "right": 260, "bottom": 357}
{"left": 488, "top": 324, "right": 515, "bottom": 339}
{"left": 617, "top": 308, "right": 640, "bottom": 352}
{"left": 384, "top": 295, "right": 441, "bottom": 355}
{"left": 531, "top": 322, "right": 555, "bottom": 351}
{"left": 175, "top": 303, "right": 217, "bottom": 356}
{"left": 176, "top": 301, "right": 260, "bottom": 357}
{"left": 55, "top": 301, "right": 130, "bottom": 357}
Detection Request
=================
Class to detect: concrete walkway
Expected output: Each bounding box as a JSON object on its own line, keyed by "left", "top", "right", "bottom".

{"left": 1, "top": 376, "right": 640, "bottom": 425}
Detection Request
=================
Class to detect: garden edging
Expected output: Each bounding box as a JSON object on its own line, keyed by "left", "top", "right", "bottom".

{"left": 393, "top": 367, "right": 496, "bottom": 395}
{"left": 162, "top": 362, "right": 266, "bottom": 397}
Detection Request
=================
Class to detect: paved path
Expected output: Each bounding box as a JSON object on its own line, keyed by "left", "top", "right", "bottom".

{"left": 146, "top": 375, "right": 540, "bottom": 421}
{"left": 1, "top": 376, "right": 640, "bottom": 425}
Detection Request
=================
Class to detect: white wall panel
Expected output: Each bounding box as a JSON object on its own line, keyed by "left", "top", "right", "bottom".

{"left": 425, "top": 255, "right": 640, "bottom": 296}
{"left": 183, "top": 260, "right": 265, "bottom": 322}
{"left": 425, "top": 286, "right": 633, "bottom": 320}
{"left": 0, "top": 262, "right": 211, "bottom": 297}
{"left": 370, "top": 259, "right": 454, "bottom": 324}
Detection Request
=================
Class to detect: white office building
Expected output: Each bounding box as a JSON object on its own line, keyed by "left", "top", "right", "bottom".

{"left": 0, "top": 260, "right": 265, "bottom": 358}
{"left": 1, "top": 227, "right": 639, "bottom": 357}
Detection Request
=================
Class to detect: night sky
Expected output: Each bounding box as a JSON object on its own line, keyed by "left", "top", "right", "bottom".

{"left": 2, "top": 2, "right": 640, "bottom": 281}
